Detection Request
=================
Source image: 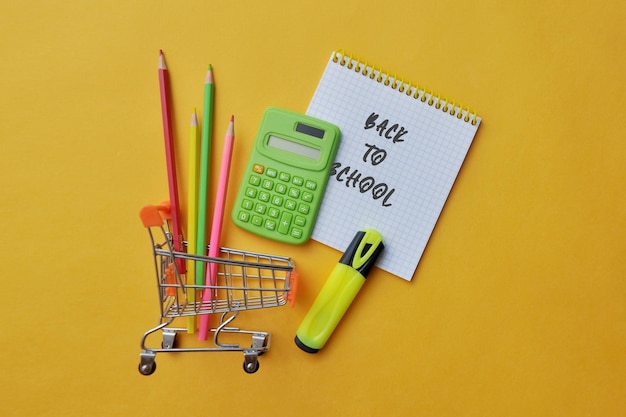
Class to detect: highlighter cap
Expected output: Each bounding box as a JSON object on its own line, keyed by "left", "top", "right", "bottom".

{"left": 339, "top": 229, "right": 384, "bottom": 278}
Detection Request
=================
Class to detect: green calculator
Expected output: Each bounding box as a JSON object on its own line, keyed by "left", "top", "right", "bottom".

{"left": 232, "top": 107, "right": 341, "bottom": 244}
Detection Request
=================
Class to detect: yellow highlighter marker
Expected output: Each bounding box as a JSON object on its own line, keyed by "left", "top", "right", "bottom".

{"left": 186, "top": 109, "right": 199, "bottom": 333}
{"left": 295, "top": 229, "right": 384, "bottom": 353}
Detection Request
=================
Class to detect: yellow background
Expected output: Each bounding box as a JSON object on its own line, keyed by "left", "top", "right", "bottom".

{"left": 1, "top": 1, "right": 624, "bottom": 416}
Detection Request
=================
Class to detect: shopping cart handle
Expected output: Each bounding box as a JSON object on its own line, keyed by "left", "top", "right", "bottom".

{"left": 157, "top": 201, "right": 172, "bottom": 220}
{"left": 139, "top": 202, "right": 173, "bottom": 228}
{"left": 139, "top": 205, "right": 165, "bottom": 228}
{"left": 287, "top": 269, "right": 299, "bottom": 308}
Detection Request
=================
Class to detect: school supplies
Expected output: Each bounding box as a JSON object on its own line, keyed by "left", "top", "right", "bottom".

{"left": 195, "top": 65, "right": 215, "bottom": 287}
{"left": 307, "top": 51, "right": 481, "bottom": 281}
{"left": 158, "top": 50, "right": 184, "bottom": 271}
{"left": 295, "top": 229, "right": 384, "bottom": 353}
{"left": 198, "top": 116, "right": 236, "bottom": 341}
{"left": 140, "top": 55, "right": 300, "bottom": 373}
{"left": 186, "top": 109, "right": 199, "bottom": 333}
{"left": 231, "top": 107, "right": 340, "bottom": 244}
{"left": 138, "top": 204, "right": 298, "bottom": 375}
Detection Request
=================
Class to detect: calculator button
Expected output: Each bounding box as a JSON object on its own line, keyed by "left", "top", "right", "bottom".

{"left": 249, "top": 175, "right": 261, "bottom": 186}
{"left": 237, "top": 211, "right": 250, "bottom": 222}
{"left": 292, "top": 176, "right": 304, "bottom": 186}
{"left": 297, "top": 203, "right": 310, "bottom": 215}
{"left": 278, "top": 212, "right": 293, "bottom": 234}
{"left": 264, "top": 219, "right": 277, "bottom": 231}
{"left": 275, "top": 183, "right": 287, "bottom": 194}
{"left": 245, "top": 187, "right": 257, "bottom": 198}
{"left": 301, "top": 191, "right": 314, "bottom": 203}
{"left": 288, "top": 187, "right": 300, "bottom": 199}
{"left": 242, "top": 199, "right": 254, "bottom": 210}
{"left": 266, "top": 167, "right": 278, "bottom": 178}
{"left": 305, "top": 180, "right": 317, "bottom": 190}
{"left": 253, "top": 164, "right": 265, "bottom": 174}
{"left": 291, "top": 228, "right": 303, "bottom": 239}
{"left": 255, "top": 203, "right": 267, "bottom": 215}
{"left": 251, "top": 215, "right": 263, "bottom": 226}
{"left": 262, "top": 179, "right": 274, "bottom": 190}
{"left": 285, "top": 200, "right": 296, "bottom": 210}
{"left": 294, "top": 216, "right": 306, "bottom": 227}
{"left": 259, "top": 191, "right": 270, "bottom": 202}
{"left": 279, "top": 172, "right": 291, "bottom": 182}
{"left": 271, "top": 195, "right": 284, "bottom": 206}
{"left": 268, "top": 207, "right": 280, "bottom": 218}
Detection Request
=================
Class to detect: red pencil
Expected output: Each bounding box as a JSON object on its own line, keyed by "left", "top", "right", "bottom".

{"left": 158, "top": 50, "right": 184, "bottom": 270}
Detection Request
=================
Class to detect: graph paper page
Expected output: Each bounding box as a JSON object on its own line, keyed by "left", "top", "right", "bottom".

{"left": 307, "top": 52, "right": 481, "bottom": 280}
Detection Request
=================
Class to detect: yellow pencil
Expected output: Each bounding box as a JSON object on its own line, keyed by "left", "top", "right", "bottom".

{"left": 186, "top": 109, "right": 199, "bottom": 333}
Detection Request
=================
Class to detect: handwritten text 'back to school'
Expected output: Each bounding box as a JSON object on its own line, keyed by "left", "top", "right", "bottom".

{"left": 329, "top": 112, "right": 406, "bottom": 207}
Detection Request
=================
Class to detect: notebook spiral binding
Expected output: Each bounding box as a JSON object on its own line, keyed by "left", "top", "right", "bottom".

{"left": 332, "top": 50, "right": 478, "bottom": 126}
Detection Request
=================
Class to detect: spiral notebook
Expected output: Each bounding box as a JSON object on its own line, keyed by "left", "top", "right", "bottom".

{"left": 307, "top": 50, "right": 481, "bottom": 281}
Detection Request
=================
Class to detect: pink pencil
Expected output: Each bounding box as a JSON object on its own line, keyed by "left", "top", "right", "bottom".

{"left": 198, "top": 116, "right": 235, "bottom": 340}
{"left": 158, "top": 50, "right": 184, "bottom": 271}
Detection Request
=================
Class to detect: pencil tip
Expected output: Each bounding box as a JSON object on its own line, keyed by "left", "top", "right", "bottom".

{"left": 227, "top": 115, "right": 235, "bottom": 136}
{"left": 230, "top": 115, "right": 234, "bottom": 122}
{"left": 208, "top": 63, "right": 212, "bottom": 70}
{"left": 158, "top": 50, "right": 166, "bottom": 69}
{"left": 205, "top": 66, "right": 214, "bottom": 84}
{"left": 191, "top": 110, "right": 198, "bottom": 125}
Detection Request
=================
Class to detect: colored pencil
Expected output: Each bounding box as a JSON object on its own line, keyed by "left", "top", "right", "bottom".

{"left": 186, "top": 109, "right": 199, "bottom": 333}
{"left": 158, "top": 50, "right": 185, "bottom": 273}
{"left": 195, "top": 65, "right": 214, "bottom": 288}
{"left": 198, "top": 116, "right": 235, "bottom": 341}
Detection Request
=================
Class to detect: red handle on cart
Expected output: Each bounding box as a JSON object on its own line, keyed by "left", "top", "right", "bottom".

{"left": 139, "top": 203, "right": 172, "bottom": 228}
{"left": 139, "top": 206, "right": 164, "bottom": 228}
{"left": 140, "top": 203, "right": 184, "bottom": 298}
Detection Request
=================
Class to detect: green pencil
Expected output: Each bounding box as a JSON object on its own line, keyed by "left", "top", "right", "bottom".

{"left": 195, "top": 65, "right": 214, "bottom": 288}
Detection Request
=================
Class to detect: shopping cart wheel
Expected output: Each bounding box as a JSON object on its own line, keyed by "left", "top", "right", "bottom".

{"left": 138, "top": 352, "right": 157, "bottom": 376}
{"left": 243, "top": 359, "right": 260, "bottom": 374}
{"left": 138, "top": 361, "right": 157, "bottom": 376}
{"left": 243, "top": 350, "right": 260, "bottom": 374}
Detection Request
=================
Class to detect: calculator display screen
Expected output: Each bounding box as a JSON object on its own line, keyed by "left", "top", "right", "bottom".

{"left": 267, "top": 135, "right": 321, "bottom": 160}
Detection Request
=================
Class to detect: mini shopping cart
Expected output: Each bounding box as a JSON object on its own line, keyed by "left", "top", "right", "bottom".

{"left": 137, "top": 204, "right": 298, "bottom": 375}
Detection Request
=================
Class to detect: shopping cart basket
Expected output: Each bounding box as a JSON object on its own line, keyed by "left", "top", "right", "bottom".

{"left": 137, "top": 204, "right": 298, "bottom": 375}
